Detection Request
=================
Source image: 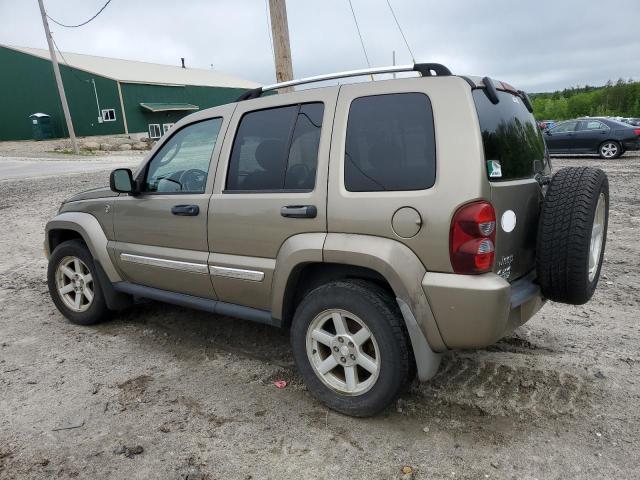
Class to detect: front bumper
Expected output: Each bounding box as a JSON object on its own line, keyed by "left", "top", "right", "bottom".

{"left": 422, "top": 271, "right": 544, "bottom": 349}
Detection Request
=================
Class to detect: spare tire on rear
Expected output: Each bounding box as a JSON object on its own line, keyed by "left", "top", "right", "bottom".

{"left": 536, "top": 167, "right": 609, "bottom": 305}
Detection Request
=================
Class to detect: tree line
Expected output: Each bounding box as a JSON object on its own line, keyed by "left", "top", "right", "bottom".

{"left": 530, "top": 79, "right": 640, "bottom": 120}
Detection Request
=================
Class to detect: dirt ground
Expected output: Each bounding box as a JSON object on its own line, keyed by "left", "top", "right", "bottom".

{"left": 1, "top": 150, "right": 639, "bottom": 480}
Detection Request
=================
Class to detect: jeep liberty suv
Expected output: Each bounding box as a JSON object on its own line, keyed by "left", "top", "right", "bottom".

{"left": 45, "top": 64, "right": 609, "bottom": 417}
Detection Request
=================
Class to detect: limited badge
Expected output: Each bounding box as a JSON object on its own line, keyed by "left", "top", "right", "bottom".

{"left": 487, "top": 160, "right": 502, "bottom": 178}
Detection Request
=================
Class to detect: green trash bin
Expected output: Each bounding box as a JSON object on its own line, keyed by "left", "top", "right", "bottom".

{"left": 29, "top": 113, "right": 53, "bottom": 140}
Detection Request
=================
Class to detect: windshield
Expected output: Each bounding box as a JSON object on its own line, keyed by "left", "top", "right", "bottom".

{"left": 473, "top": 89, "right": 546, "bottom": 181}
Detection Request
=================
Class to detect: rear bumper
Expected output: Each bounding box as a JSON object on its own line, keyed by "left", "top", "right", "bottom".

{"left": 622, "top": 139, "right": 640, "bottom": 151}
{"left": 422, "top": 271, "right": 544, "bottom": 349}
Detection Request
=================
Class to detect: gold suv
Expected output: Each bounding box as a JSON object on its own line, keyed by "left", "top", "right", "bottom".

{"left": 45, "top": 64, "right": 609, "bottom": 416}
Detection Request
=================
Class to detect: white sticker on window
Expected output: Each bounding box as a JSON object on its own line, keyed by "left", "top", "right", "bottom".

{"left": 487, "top": 160, "right": 502, "bottom": 178}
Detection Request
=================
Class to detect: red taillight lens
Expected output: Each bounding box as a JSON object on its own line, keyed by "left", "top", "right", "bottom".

{"left": 450, "top": 201, "right": 496, "bottom": 274}
{"left": 634, "top": 129, "right": 640, "bottom": 136}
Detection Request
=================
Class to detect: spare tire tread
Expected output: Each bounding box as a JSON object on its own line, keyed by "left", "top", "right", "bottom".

{"left": 537, "top": 167, "right": 608, "bottom": 305}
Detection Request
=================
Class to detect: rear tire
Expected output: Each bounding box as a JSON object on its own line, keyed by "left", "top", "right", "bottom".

{"left": 47, "top": 239, "right": 111, "bottom": 325}
{"left": 599, "top": 141, "right": 621, "bottom": 159}
{"left": 536, "top": 167, "right": 609, "bottom": 305}
{"left": 291, "top": 280, "right": 414, "bottom": 417}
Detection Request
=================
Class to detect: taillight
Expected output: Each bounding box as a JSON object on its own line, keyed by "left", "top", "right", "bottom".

{"left": 449, "top": 201, "right": 496, "bottom": 274}
{"left": 634, "top": 129, "right": 640, "bottom": 136}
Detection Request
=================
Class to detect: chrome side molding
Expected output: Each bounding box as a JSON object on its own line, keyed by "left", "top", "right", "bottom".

{"left": 209, "top": 266, "right": 264, "bottom": 282}
{"left": 119, "top": 253, "right": 209, "bottom": 274}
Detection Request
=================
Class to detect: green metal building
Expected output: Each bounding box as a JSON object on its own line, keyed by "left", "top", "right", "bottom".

{"left": 0, "top": 45, "right": 261, "bottom": 141}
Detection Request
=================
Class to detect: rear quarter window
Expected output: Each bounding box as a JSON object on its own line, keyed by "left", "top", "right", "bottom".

{"left": 473, "top": 89, "right": 546, "bottom": 181}
{"left": 344, "top": 93, "right": 436, "bottom": 192}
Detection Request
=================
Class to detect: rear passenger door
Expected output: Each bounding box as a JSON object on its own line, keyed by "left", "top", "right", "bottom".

{"left": 575, "top": 120, "right": 609, "bottom": 152}
{"left": 208, "top": 89, "right": 337, "bottom": 311}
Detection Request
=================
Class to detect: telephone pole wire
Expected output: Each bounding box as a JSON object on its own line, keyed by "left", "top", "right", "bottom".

{"left": 37, "top": 0, "right": 79, "bottom": 154}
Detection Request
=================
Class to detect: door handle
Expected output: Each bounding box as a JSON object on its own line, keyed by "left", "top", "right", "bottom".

{"left": 171, "top": 204, "right": 199, "bottom": 216}
{"left": 280, "top": 205, "right": 317, "bottom": 218}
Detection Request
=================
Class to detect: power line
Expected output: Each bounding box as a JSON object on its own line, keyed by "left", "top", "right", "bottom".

{"left": 263, "top": 0, "right": 275, "bottom": 61}
{"left": 347, "top": 0, "right": 374, "bottom": 80}
{"left": 385, "top": 0, "right": 416, "bottom": 63}
{"left": 47, "top": 0, "right": 113, "bottom": 28}
{"left": 50, "top": 35, "right": 90, "bottom": 84}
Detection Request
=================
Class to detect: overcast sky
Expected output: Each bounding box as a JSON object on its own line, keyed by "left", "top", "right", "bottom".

{"left": 1, "top": 0, "right": 639, "bottom": 92}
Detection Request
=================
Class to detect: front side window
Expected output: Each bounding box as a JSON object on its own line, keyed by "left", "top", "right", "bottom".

{"left": 550, "top": 121, "right": 578, "bottom": 133}
{"left": 226, "top": 103, "right": 324, "bottom": 191}
{"left": 344, "top": 93, "right": 436, "bottom": 192}
{"left": 143, "top": 118, "right": 222, "bottom": 193}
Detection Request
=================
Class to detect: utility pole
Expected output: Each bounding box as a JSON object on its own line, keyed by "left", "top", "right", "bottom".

{"left": 37, "top": 0, "right": 79, "bottom": 154}
{"left": 268, "top": 0, "right": 294, "bottom": 92}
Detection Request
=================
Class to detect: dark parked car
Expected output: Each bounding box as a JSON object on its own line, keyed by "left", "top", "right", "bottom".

{"left": 544, "top": 117, "right": 640, "bottom": 159}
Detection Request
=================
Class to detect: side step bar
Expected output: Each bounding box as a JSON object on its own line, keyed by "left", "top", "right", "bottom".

{"left": 113, "top": 282, "right": 279, "bottom": 327}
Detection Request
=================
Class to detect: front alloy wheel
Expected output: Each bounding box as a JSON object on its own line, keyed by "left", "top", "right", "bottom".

{"left": 55, "top": 256, "right": 95, "bottom": 312}
{"left": 47, "top": 239, "right": 110, "bottom": 325}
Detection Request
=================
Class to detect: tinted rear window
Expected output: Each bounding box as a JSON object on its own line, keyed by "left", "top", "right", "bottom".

{"left": 473, "top": 89, "right": 545, "bottom": 181}
{"left": 345, "top": 93, "right": 436, "bottom": 192}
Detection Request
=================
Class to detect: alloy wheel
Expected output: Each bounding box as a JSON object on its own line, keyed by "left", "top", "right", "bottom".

{"left": 588, "top": 193, "right": 606, "bottom": 282}
{"left": 305, "top": 309, "right": 381, "bottom": 395}
{"left": 55, "top": 256, "right": 94, "bottom": 312}
{"left": 600, "top": 142, "right": 618, "bottom": 159}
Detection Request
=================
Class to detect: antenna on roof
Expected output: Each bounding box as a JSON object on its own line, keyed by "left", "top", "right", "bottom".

{"left": 181, "top": 57, "right": 185, "bottom": 69}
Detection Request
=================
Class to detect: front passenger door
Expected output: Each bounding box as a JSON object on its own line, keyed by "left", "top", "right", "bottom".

{"left": 110, "top": 115, "right": 227, "bottom": 298}
{"left": 545, "top": 121, "right": 578, "bottom": 152}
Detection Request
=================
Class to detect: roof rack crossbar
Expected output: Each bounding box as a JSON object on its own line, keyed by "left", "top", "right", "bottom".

{"left": 235, "top": 63, "right": 452, "bottom": 101}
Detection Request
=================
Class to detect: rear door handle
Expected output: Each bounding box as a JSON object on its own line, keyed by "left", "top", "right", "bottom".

{"left": 171, "top": 204, "right": 199, "bottom": 216}
{"left": 280, "top": 205, "right": 317, "bottom": 218}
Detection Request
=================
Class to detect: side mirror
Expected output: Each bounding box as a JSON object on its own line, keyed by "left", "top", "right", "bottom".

{"left": 110, "top": 168, "right": 137, "bottom": 194}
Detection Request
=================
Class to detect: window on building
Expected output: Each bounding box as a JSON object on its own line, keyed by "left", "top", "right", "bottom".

{"left": 344, "top": 93, "right": 436, "bottom": 192}
{"left": 225, "top": 102, "right": 324, "bottom": 192}
{"left": 101, "top": 109, "right": 116, "bottom": 122}
{"left": 148, "top": 124, "right": 162, "bottom": 139}
{"left": 163, "top": 123, "right": 175, "bottom": 134}
{"left": 143, "top": 118, "right": 222, "bottom": 194}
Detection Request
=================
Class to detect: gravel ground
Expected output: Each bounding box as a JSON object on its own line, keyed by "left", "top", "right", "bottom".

{"left": 1, "top": 152, "right": 639, "bottom": 479}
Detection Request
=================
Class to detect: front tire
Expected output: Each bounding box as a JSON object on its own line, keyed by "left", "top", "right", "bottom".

{"left": 599, "top": 141, "right": 621, "bottom": 159}
{"left": 291, "top": 280, "right": 414, "bottom": 417}
{"left": 47, "top": 239, "right": 110, "bottom": 325}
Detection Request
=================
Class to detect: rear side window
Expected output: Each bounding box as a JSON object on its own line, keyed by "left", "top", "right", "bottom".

{"left": 473, "top": 89, "right": 546, "bottom": 181}
{"left": 226, "top": 103, "right": 324, "bottom": 191}
{"left": 344, "top": 93, "right": 436, "bottom": 192}
{"left": 581, "top": 120, "right": 607, "bottom": 131}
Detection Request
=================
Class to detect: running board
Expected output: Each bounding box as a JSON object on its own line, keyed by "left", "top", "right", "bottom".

{"left": 113, "top": 282, "right": 279, "bottom": 327}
